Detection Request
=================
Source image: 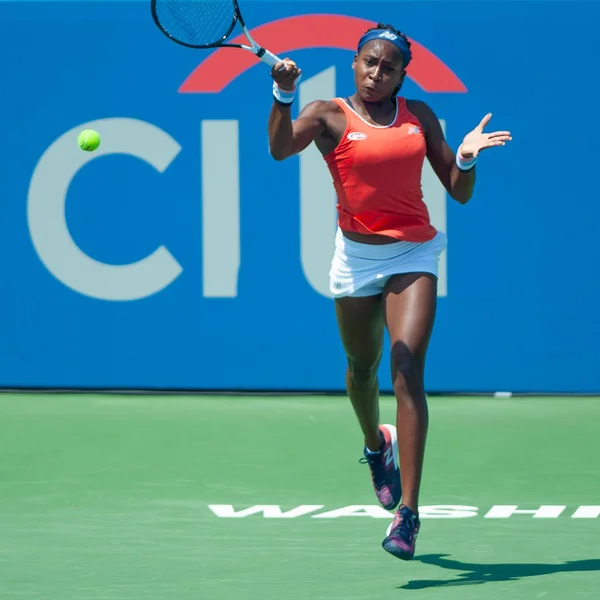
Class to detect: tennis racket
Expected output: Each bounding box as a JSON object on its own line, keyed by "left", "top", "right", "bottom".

{"left": 151, "top": 0, "right": 285, "bottom": 69}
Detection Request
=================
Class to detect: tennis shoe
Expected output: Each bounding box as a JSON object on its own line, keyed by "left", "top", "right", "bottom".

{"left": 382, "top": 505, "right": 420, "bottom": 560}
{"left": 359, "top": 424, "right": 401, "bottom": 510}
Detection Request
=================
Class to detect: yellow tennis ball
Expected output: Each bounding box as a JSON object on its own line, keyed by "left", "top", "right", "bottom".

{"left": 78, "top": 129, "right": 101, "bottom": 152}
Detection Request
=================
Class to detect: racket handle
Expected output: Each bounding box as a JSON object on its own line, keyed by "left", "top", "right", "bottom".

{"left": 258, "top": 48, "right": 283, "bottom": 69}
{"left": 257, "top": 48, "right": 302, "bottom": 83}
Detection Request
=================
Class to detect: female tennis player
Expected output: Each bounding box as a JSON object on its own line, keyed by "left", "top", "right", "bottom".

{"left": 268, "top": 23, "right": 511, "bottom": 560}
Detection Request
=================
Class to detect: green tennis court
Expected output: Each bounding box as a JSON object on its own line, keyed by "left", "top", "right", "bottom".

{"left": 1, "top": 393, "right": 599, "bottom": 599}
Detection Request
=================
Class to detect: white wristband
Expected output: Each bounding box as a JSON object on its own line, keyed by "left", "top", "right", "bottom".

{"left": 273, "top": 82, "right": 296, "bottom": 105}
{"left": 456, "top": 153, "right": 477, "bottom": 172}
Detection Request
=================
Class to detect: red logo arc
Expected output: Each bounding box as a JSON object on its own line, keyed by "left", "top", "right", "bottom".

{"left": 179, "top": 14, "right": 467, "bottom": 94}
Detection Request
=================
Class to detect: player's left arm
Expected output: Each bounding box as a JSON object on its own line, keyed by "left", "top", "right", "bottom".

{"left": 408, "top": 100, "right": 511, "bottom": 205}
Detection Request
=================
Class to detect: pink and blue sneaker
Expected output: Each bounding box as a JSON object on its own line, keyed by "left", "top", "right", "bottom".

{"left": 359, "top": 424, "right": 401, "bottom": 510}
{"left": 382, "top": 504, "right": 421, "bottom": 560}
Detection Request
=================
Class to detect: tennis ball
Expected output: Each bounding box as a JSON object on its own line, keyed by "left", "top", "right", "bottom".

{"left": 78, "top": 129, "right": 101, "bottom": 152}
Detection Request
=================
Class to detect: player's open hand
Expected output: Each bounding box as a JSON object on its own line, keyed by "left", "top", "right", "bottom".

{"left": 271, "top": 58, "right": 302, "bottom": 91}
{"left": 458, "top": 113, "right": 512, "bottom": 159}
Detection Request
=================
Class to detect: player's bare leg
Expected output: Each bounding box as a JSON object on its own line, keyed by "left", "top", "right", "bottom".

{"left": 335, "top": 295, "right": 401, "bottom": 510}
{"left": 381, "top": 272, "right": 437, "bottom": 559}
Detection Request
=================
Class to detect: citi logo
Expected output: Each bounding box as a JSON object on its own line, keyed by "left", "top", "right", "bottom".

{"left": 348, "top": 131, "right": 368, "bottom": 141}
{"left": 29, "top": 15, "right": 466, "bottom": 304}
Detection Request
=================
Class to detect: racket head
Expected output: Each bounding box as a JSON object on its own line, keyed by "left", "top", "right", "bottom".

{"left": 151, "top": 0, "right": 240, "bottom": 49}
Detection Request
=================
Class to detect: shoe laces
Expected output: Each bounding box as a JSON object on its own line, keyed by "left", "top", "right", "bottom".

{"left": 359, "top": 453, "right": 386, "bottom": 488}
{"left": 393, "top": 507, "right": 419, "bottom": 542}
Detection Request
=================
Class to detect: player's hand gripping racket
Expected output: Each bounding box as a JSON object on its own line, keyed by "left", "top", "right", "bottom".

{"left": 151, "top": 0, "right": 287, "bottom": 70}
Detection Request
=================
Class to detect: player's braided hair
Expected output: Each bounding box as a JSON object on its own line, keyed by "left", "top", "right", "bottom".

{"left": 362, "top": 23, "right": 411, "bottom": 96}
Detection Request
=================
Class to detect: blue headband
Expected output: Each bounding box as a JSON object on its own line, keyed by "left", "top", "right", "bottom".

{"left": 357, "top": 29, "right": 412, "bottom": 67}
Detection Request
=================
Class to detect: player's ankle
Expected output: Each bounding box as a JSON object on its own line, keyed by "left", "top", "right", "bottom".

{"left": 400, "top": 502, "right": 419, "bottom": 516}
{"left": 365, "top": 431, "right": 383, "bottom": 453}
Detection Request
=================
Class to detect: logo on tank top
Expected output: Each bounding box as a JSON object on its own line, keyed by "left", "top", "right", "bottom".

{"left": 408, "top": 126, "right": 421, "bottom": 135}
{"left": 347, "top": 132, "right": 368, "bottom": 141}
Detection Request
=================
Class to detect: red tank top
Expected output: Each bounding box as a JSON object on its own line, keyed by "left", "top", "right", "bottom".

{"left": 324, "top": 97, "right": 436, "bottom": 242}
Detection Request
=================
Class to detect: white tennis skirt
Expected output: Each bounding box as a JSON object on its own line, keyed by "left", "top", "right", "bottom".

{"left": 329, "top": 227, "right": 447, "bottom": 298}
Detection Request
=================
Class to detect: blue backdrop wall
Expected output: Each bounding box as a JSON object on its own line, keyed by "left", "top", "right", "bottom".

{"left": 0, "top": 1, "right": 598, "bottom": 393}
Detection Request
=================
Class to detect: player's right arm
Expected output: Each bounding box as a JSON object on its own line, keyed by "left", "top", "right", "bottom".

{"left": 268, "top": 59, "right": 327, "bottom": 161}
{"left": 269, "top": 100, "right": 329, "bottom": 161}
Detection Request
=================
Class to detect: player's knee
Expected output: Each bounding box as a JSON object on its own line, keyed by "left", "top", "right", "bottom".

{"left": 347, "top": 357, "right": 379, "bottom": 384}
{"left": 390, "top": 343, "right": 423, "bottom": 398}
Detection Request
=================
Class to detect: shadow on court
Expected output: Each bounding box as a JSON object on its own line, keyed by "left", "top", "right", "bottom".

{"left": 399, "top": 554, "right": 600, "bottom": 590}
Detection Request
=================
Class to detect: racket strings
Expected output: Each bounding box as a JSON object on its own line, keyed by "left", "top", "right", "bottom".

{"left": 154, "top": 0, "right": 236, "bottom": 47}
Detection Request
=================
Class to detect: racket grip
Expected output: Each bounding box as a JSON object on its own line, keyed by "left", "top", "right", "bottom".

{"left": 259, "top": 49, "right": 283, "bottom": 69}
{"left": 259, "top": 49, "right": 302, "bottom": 84}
